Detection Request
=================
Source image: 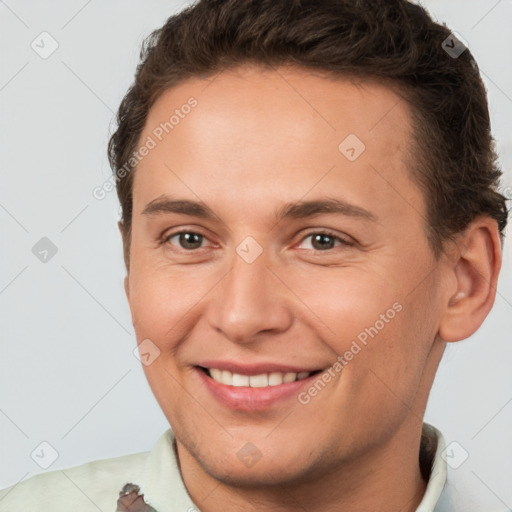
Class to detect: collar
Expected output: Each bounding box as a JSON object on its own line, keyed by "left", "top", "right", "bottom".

{"left": 416, "top": 423, "right": 448, "bottom": 511}
{"left": 117, "top": 422, "right": 447, "bottom": 512}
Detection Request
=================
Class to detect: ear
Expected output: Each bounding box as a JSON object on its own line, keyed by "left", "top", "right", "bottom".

{"left": 438, "top": 216, "right": 502, "bottom": 342}
{"left": 123, "top": 275, "right": 130, "bottom": 301}
{"left": 118, "top": 220, "right": 130, "bottom": 300}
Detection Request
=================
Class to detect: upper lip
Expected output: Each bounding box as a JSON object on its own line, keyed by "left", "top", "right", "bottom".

{"left": 197, "top": 360, "right": 325, "bottom": 376}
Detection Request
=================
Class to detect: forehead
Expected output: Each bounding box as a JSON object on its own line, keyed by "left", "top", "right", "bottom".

{"left": 134, "top": 64, "right": 422, "bottom": 226}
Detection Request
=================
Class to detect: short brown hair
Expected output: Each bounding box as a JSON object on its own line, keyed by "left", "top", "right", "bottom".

{"left": 108, "top": 0, "right": 509, "bottom": 268}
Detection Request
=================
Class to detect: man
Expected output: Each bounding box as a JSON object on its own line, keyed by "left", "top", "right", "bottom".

{"left": 1, "top": 0, "right": 508, "bottom": 511}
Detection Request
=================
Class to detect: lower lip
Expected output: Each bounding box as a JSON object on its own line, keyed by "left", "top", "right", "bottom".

{"left": 195, "top": 368, "right": 319, "bottom": 411}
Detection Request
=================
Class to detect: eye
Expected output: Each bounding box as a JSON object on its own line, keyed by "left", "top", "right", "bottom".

{"left": 163, "top": 231, "right": 210, "bottom": 250}
{"left": 297, "top": 231, "right": 353, "bottom": 251}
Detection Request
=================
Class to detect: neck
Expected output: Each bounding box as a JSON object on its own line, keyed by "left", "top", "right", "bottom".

{"left": 177, "top": 417, "right": 429, "bottom": 512}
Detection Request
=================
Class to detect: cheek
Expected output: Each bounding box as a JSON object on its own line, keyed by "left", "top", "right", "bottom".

{"left": 347, "top": 282, "right": 439, "bottom": 414}
{"left": 291, "top": 264, "right": 435, "bottom": 403}
{"left": 285, "top": 265, "right": 402, "bottom": 348}
{"left": 129, "top": 279, "right": 176, "bottom": 339}
{"left": 127, "top": 257, "right": 213, "bottom": 345}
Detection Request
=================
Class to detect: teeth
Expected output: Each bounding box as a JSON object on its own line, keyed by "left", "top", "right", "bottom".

{"left": 221, "top": 370, "right": 233, "bottom": 385}
{"left": 268, "top": 372, "right": 284, "bottom": 386}
{"left": 210, "top": 368, "right": 222, "bottom": 382}
{"left": 232, "top": 373, "right": 250, "bottom": 386}
{"left": 283, "top": 372, "right": 297, "bottom": 383}
{"left": 207, "top": 369, "right": 313, "bottom": 387}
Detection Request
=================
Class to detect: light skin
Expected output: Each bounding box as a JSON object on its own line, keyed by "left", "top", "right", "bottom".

{"left": 121, "top": 64, "right": 502, "bottom": 511}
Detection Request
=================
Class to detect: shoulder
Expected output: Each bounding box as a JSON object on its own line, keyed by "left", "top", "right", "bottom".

{"left": 0, "top": 450, "right": 148, "bottom": 512}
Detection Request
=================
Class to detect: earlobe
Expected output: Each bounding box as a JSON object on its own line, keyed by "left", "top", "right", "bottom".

{"left": 124, "top": 275, "right": 130, "bottom": 301}
{"left": 438, "top": 217, "right": 502, "bottom": 343}
{"left": 118, "top": 222, "right": 130, "bottom": 300}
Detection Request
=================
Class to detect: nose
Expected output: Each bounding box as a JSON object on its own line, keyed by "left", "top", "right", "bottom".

{"left": 206, "top": 247, "right": 294, "bottom": 345}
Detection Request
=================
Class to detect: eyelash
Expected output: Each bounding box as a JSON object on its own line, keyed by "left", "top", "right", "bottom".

{"left": 160, "top": 229, "right": 354, "bottom": 253}
{"left": 297, "top": 230, "right": 355, "bottom": 251}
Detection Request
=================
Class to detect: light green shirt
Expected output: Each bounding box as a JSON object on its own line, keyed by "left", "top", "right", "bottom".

{"left": 0, "top": 423, "right": 451, "bottom": 511}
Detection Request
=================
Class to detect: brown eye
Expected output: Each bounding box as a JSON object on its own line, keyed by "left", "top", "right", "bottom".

{"left": 297, "top": 231, "right": 353, "bottom": 251}
{"left": 166, "top": 231, "right": 206, "bottom": 250}
{"left": 310, "top": 233, "right": 337, "bottom": 250}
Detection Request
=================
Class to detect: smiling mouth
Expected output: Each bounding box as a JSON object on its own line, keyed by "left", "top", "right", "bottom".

{"left": 198, "top": 367, "right": 323, "bottom": 388}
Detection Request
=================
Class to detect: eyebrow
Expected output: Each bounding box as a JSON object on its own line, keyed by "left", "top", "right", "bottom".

{"left": 141, "top": 195, "right": 377, "bottom": 223}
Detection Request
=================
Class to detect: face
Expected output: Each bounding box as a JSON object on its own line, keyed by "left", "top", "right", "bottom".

{"left": 125, "top": 65, "right": 448, "bottom": 487}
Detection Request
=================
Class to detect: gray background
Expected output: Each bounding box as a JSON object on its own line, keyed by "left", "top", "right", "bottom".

{"left": 1, "top": 0, "right": 511, "bottom": 508}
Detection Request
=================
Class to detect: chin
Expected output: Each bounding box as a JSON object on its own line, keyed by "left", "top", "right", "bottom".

{"left": 202, "top": 456, "right": 313, "bottom": 489}
{"left": 181, "top": 434, "right": 330, "bottom": 490}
